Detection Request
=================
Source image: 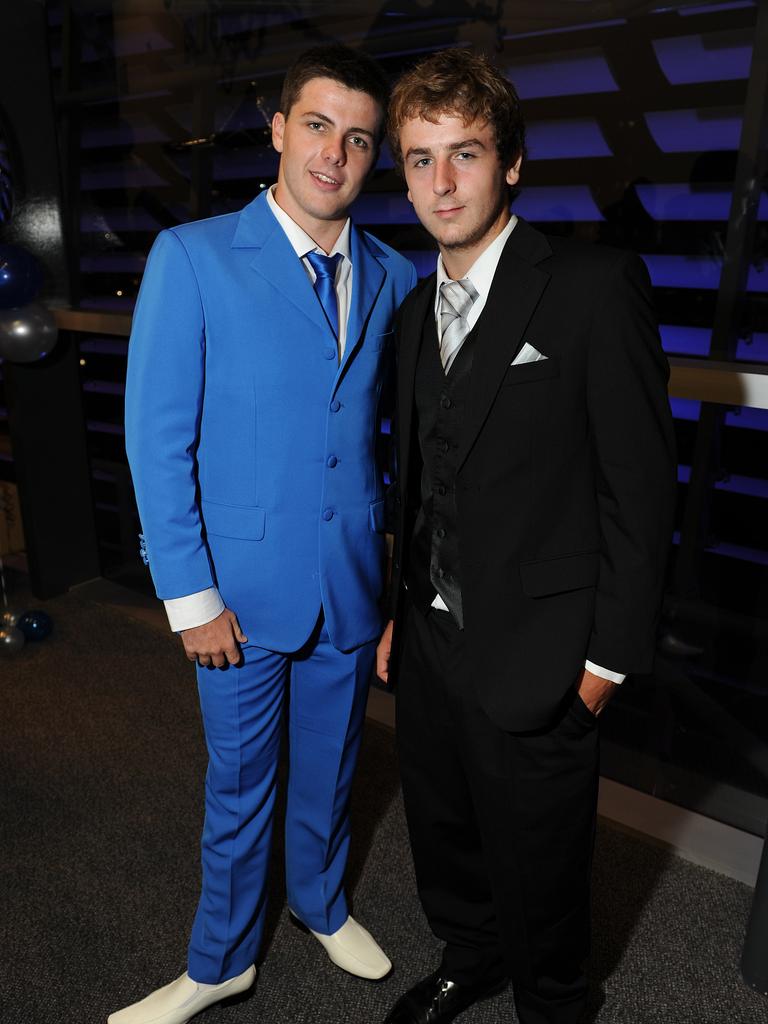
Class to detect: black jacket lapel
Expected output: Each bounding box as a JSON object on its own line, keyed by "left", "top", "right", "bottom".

{"left": 396, "top": 274, "right": 435, "bottom": 499}
{"left": 456, "top": 219, "right": 552, "bottom": 473}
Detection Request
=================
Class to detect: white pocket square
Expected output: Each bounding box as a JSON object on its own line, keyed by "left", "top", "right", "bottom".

{"left": 511, "top": 342, "right": 547, "bottom": 366}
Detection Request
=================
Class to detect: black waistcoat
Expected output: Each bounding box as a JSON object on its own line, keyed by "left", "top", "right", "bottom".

{"left": 407, "top": 303, "right": 476, "bottom": 628}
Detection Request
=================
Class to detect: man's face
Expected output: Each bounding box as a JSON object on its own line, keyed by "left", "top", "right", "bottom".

{"left": 271, "top": 76, "right": 381, "bottom": 233}
{"left": 399, "top": 112, "right": 521, "bottom": 258}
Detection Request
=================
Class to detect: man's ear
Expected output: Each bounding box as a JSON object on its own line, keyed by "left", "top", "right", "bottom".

{"left": 272, "top": 112, "right": 285, "bottom": 153}
{"left": 505, "top": 154, "right": 523, "bottom": 187}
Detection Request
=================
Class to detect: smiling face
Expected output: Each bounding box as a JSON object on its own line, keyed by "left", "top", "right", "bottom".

{"left": 400, "top": 112, "right": 522, "bottom": 277}
{"left": 271, "top": 76, "right": 382, "bottom": 248}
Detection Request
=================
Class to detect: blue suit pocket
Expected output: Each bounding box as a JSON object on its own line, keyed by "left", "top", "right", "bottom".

{"left": 369, "top": 498, "right": 386, "bottom": 533}
{"left": 202, "top": 500, "right": 266, "bottom": 541}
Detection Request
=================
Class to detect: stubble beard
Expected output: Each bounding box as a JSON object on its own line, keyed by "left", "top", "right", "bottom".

{"left": 438, "top": 192, "right": 509, "bottom": 252}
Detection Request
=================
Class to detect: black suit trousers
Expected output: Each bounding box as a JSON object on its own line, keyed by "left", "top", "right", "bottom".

{"left": 396, "top": 602, "right": 600, "bottom": 1024}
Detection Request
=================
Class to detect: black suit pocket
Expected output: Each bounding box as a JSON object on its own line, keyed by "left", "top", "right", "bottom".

{"left": 567, "top": 691, "right": 599, "bottom": 731}
{"left": 502, "top": 354, "right": 559, "bottom": 386}
{"left": 519, "top": 550, "right": 599, "bottom": 597}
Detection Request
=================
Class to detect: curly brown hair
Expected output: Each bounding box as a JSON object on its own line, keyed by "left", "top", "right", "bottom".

{"left": 387, "top": 48, "right": 526, "bottom": 176}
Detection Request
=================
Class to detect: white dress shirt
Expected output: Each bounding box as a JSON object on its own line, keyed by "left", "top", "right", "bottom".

{"left": 265, "top": 184, "right": 353, "bottom": 360}
{"left": 429, "top": 214, "right": 624, "bottom": 685}
{"left": 163, "top": 186, "right": 354, "bottom": 633}
{"left": 433, "top": 214, "right": 518, "bottom": 335}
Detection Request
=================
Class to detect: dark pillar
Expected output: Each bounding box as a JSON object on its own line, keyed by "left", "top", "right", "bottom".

{"left": 0, "top": 0, "right": 100, "bottom": 596}
{"left": 4, "top": 333, "right": 100, "bottom": 597}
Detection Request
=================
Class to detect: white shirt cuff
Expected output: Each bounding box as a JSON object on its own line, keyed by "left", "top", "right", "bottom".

{"left": 584, "top": 660, "right": 625, "bottom": 685}
{"left": 164, "top": 588, "right": 225, "bottom": 632}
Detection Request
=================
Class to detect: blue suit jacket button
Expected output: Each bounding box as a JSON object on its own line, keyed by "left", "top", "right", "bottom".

{"left": 327, "top": 455, "right": 338, "bottom": 468}
{"left": 322, "top": 509, "right": 334, "bottom": 521}
{"left": 330, "top": 399, "right": 341, "bottom": 412}
{"left": 323, "top": 348, "right": 336, "bottom": 360}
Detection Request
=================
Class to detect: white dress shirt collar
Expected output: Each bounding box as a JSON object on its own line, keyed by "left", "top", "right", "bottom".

{"left": 434, "top": 213, "right": 518, "bottom": 331}
{"left": 264, "top": 185, "right": 353, "bottom": 360}
{"left": 266, "top": 184, "right": 351, "bottom": 262}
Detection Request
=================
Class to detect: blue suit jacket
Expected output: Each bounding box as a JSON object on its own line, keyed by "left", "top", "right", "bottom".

{"left": 125, "top": 190, "right": 417, "bottom": 653}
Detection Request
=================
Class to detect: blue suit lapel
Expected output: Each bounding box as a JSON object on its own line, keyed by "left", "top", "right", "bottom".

{"left": 231, "top": 192, "right": 388, "bottom": 360}
{"left": 231, "top": 191, "right": 329, "bottom": 335}
{"left": 341, "top": 225, "right": 386, "bottom": 371}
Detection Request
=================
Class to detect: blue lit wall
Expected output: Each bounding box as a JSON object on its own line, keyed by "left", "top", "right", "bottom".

{"left": 42, "top": 0, "right": 768, "bottom": 578}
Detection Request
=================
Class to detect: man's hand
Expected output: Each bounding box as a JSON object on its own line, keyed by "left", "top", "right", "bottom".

{"left": 576, "top": 666, "right": 617, "bottom": 716}
{"left": 181, "top": 609, "right": 247, "bottom": 669}
{"left": 376, "top": 619, "right": 394, "bottom": 684}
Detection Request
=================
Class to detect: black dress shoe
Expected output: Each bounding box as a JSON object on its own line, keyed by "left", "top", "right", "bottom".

{"left": 383, "top": 970, "right": 508, "bottom": 1023}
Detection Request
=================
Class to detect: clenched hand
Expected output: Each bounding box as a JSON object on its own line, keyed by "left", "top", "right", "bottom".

{"left": 181, "top": 608, "right": 247, "bottom": 669}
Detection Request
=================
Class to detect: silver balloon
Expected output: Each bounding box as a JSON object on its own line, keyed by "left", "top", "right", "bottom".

{"left": 0, "top": 302, "right": 58, "bottom": 362}
{"left": 0, "top": 607, "right": 21, "bottom": 628}
{"left": 0, "top": 625, "right": 24, "bottom": 654}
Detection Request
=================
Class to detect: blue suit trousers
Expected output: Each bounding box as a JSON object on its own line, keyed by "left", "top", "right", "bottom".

{"left": 187, "top": 623, "right": 375, "bottom": 983}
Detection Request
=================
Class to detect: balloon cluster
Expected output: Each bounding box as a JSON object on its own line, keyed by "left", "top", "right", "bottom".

{"left": 0, "top": 606, "right": 53, "bottom": 655}
{"left": 0, "top": 244, "right": 58, "bottom": 362}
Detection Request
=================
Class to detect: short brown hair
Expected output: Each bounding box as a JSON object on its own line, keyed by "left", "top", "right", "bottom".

{"left": 280, "top": 45, "right": 389, "bottom": 141}
{"left": 387, "top": 49, "right": 526, "bottom": 175}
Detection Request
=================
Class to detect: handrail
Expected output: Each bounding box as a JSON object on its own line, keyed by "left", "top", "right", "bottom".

{"left": 669, "top": 358, "right": 768, "bottom": 411}
{"left": 53, "top": 308, "right": 768, "bottom": 411}
{"left": 54, "top": 308, "right": 132, "bottom": 337}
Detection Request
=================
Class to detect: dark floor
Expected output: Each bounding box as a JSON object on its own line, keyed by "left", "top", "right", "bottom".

{"left": 0, "top": 584, "right": 765, "bottom": 1024}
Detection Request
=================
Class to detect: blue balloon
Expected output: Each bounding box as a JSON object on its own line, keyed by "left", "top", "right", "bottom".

{"left": 0, "top": 245, "right": 44, "bottom": 309}
{"left": 17, "top": 609, "right": 53, "bottom": 642}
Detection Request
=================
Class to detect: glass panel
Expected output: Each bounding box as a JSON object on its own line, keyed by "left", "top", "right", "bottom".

{"left": 601, "top": 390, "right": 768, "bottom": 836}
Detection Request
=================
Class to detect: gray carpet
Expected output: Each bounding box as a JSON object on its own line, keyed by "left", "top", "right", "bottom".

{"left": 0, "top": 586, "right": 765, "bottom": 1024}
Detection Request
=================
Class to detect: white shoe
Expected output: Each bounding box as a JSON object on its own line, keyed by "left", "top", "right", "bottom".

{"left": 107, "top": 964, "right": 256, "bottom": 1024}
{"left": 290, "top": 911, "right": 392, "bottom": 980}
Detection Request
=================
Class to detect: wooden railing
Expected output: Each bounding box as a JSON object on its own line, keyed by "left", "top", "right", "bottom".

{"left": 54, "top": 307, "right": 768, "bottom": 410}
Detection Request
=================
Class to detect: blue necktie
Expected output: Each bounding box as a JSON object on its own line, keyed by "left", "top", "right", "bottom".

{"left": 306, "top": 251, "right": 342, "bottom": 339}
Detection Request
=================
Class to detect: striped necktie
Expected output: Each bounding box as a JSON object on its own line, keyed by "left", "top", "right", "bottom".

{"left": 439, "top": 277, "right": 478, "bottom": 373}
{"left": 306, "top": 251, "right": 342, "bottom": 339}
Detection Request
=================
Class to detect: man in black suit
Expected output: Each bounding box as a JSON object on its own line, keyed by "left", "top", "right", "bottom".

{"left": 376, "top": 49, "right": 676, "bottom": 1024}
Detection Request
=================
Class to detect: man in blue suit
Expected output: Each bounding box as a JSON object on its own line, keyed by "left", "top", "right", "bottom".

{"left": 112, "top": 45, "right": 416, "bottom": 1024}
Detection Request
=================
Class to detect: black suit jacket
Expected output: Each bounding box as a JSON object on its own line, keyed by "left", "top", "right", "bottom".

{"left": 389, "top": 218, "right": 677, "bottom": 732}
